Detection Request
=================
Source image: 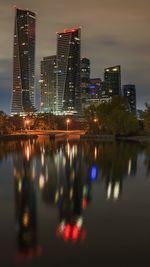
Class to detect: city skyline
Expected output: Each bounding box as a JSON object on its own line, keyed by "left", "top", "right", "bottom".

{"left": 0, "top": 0, "right": 150, "bottom": 113}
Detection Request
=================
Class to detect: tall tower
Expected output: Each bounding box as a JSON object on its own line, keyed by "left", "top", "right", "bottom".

{"left": 40, "top": 56, "right": 57, "bottom": 114}
{"left": 123, "top": 84, "right": 136, "bottom": 114}
{"left": 11, "top": 8, "right": 36, "bottom": 115}
{"left": 104, "top": 65, "right": 121, "bottom": 97}
{"left": 56, "top": 28, "right": 81, "bottom": 115}
{"left": 80, "top": 57, "right": 90, "bottom": 104}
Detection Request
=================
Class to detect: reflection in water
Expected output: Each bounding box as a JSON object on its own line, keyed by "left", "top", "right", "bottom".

{"left": 1, "top": 138, "right": 150, "bottom": 265}
{"left": 41, "top": 141, "right": 93, "bottom": 242}
{"left": 13, "top": 140, "right": 42, "bottom": 263}
{"left": 1, "top": 139, "right": 149, "bottom": 252}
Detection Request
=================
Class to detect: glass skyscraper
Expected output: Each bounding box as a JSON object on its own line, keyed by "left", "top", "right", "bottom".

{"left": 123, "top": 84, "right": 136, "bottom": 114}
{"left": 11, "top": 8, "right": 36, "bottom": 115}
{"left": 80, "top": 57, "right": 90, "bottom": 105}
{"left": 56, "top": 28, "right": 81, "bottom": 115}
{"left": 104, "top": 65, "right": 121, "bottom": 97}
{"left": 40, "top": 56, "right": 57, "bottom": 114}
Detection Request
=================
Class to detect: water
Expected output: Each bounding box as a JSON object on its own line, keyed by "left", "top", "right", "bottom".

{"left": 0, "top": 138, "right": 150, "bottom": 267}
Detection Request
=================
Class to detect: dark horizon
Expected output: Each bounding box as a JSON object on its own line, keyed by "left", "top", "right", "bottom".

{"left": 0, "top": 0, "right": 150, "bottom": 113}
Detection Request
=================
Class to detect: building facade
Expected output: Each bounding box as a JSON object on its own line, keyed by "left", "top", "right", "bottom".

{"left": 40, "top": 56, "right": 57, "bottom": 114}
{"left": 123, "top": 84, "right": 136, "bottom": 113}
{"left": 56, "top": 28, "right": 81, "bottom": 115}
{"left": 80, "top": 58, "right": 90, "bottom": 103}
{"left": 104, "top": 65, "right": 121, "bottom": 97}
{"left": 11, "top": 8, "right": 36, "bottom": 115}
{"left": 88, "top": 78, "right": 102, "bottom": 100}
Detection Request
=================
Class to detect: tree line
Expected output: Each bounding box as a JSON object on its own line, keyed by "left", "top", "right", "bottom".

{"left": 85, "top": 96, "right": 147, "bottom": 136}
{"left": 0, "top": 96, "right": 150, "bottom": 136}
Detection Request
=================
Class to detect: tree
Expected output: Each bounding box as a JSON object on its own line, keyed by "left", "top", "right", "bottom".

{"left": 85, "top": 96, "right": 139, "bottom": 136}
{"left": 144, "top": 104, "right": 150, "bottom": 133}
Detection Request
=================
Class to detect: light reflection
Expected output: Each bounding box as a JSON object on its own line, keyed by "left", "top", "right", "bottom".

{"left": 41, "top": 153, "right": 44, "bottom": 166}
{"left": 94, "top": 147, "right": 97, "bottom": 160}
{"left": 113, "top": 182, "right": 120, "bottom": 200}
{"left": 22, "top": 212, "right": 29, "bottom": 227}
{"left": 55, "top": 190, "right": 59, "bottom": 203}
{"left": 8, "top": 138, "right": 139, "bottom": 252}
{"left": 107, "top": 182, "right": 112, "bottom": 199}
{"left": 128, "top": 158, "right": 132, "bottom": 176}
{"left": 18, "top": 180, "right": 22, "bottom": 193}
{"left": 39, "top": 174, "right": 45, "bottom": 190}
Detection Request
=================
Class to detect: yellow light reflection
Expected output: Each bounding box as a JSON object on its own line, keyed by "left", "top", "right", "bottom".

{"left": 22, "top": 212, "right": 29, "bottom": 227}
{"left": 128, "top": 158, "right": 132, "bottom": 176}
{"left": 67, "top": 143, "right": 70, "bottom": 157}
{"left": 32, "top": 165, "right": 36, "bottom": 180}
{"left": 60, "top": 187, "right": 64, "bottom": 195}
{"left": 113, "top": 182, "right": 120, "bottom": 200}
{"left": 18, "top": 180, "right": 22, "bottom": 193}
{"left": 107, "top": 182, "right": 112, "bottom": 199}
{"left": 39, "top": 174, "right": 45, "bottom": 190}
{"left": 70, "top": 188, "right": 73, "bottom": 199}
{"left": 41, "top": 153, "right": 44, "bottom": 167}
{"left": 94, "top": 147, "right": 97, "bottom": 160}
{"left": 55, "top": 190, "right": 59, "bottom": 203}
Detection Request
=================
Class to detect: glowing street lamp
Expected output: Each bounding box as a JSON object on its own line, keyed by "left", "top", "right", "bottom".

{"left": 93, "top": 118, "right": 98, "bottom": 123}
{"left": 66, "top": 118, "right": 70, "bottom": 131}
{"left": 25, "top": 119, "right": 30, "bottom": 130}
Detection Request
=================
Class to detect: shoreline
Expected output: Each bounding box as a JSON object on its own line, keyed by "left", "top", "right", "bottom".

{"left": 80, "top": 134, "right": 150, "bottom": 142}
{"left": 0, "top": 132, "right": 150, "bottom": 143}
{"left": 0, "top": 134, "right": 38, "bottom": 141}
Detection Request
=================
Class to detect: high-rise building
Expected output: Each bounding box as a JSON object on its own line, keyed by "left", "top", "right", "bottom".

{"left": 80, "top": 58, "right": 90, "bottom": 105}
{"left": 88, "top": 78, "right": 102, "bottom": 100}
{"left": 56, "top": 28, "right": 81, "bottom": 115}
{"left": 40, "top": 56, "right": 57, "bottom": 114}
{"left": 104, "top": 65, "right": 121, "bottom": 97}
{"left": 123, "top": 84, "right": 136, "bottom": 113}
{"left": 84, "top": 78, "right": 105, "bottom": 108}
{"left": 80, "top": 58, "right": 90, "bottom": 88}
{"left": 11, "top": 8, "right": 36, "bottom": 115}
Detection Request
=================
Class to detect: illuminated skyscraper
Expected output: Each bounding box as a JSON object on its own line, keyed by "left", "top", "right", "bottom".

{"left": 80, "top": 57, "right": 90, "bottom": 104}
{"left": 123, "top": 84, "right": 136, "bottom": 113}
{"left": 40, "top": 56, "right": 57, "bottom": 113}
{"left": 11, "top": 8, "right": 36, "bottom": 115}
{"left": 104, "top": 65, "right": 121, "bottom": 97}
{"left": 56, "top": 28, "right": 81, "bottom": 115}
{"left": 80, "top": 58, "right": 90, "bottom": 88}
{"left": 88, "top": 78, "right": 102, "bottom": 100}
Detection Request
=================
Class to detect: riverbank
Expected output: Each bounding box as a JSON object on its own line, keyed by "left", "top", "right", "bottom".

{"left": 80, "top": 134, "right": 150, "bottom": 142}
{"left": 0, "top": 134, "right": 38, "bottom": 141}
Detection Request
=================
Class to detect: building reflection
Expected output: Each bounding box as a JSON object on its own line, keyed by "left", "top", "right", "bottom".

{"left": 9, "top": 138, "right": 144, "bottom": 248}
{"left": 41, "top": 142, "right": 93, "bottom": 242}
{"left": 83, "top": 141, "right": 138, "bottom": 201}
{"left": 13, "top": 140, "right": 42, "bottom": 262}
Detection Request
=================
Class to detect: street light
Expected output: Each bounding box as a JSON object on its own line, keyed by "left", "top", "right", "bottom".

{"left": 93, "top": 118, "right": 98, "bottom": 123}
{"left": 66, "top": 118, "right": 70, "bottom": 132}
{"left": 25, "top": 119, "right": 30, "bottom": 130}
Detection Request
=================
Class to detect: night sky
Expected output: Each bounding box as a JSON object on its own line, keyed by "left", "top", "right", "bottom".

{"left": 0, "top": 0, "right": 150, "bottom": 113}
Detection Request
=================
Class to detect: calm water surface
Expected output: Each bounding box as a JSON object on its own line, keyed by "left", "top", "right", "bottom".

{"left": 0, "top": 138, "right": 150, "bottom": 267}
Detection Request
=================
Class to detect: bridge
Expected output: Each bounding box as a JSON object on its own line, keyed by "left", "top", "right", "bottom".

{"left": 11, "top": 130, "right": 85, "bottom": 140}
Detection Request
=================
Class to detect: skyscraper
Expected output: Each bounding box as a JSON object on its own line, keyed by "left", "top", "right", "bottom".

{"left": 11, "top": 8, "right": 36, "bottom": 115}
{"left": 40, "top": 56, "right": 57, "bottom": 114}
{"left": 56, "top": 28, "right": 81, "bottom": 115}
{"left": 80, "top": 58, "right": 90, "bottom": 88}
{"left": 80, "top": 58, "right": 90, "bottom": 104}
{"left": 104, "top": 65, "right": 121, "bottom": 97}
{"left": 123, "top": 84, "right": 136, "bottom": 113}
{"left": 88, "top": 78, "right": 102, "bottom": 100}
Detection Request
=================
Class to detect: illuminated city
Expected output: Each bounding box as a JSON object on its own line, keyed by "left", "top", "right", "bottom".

{"left": 0, "top": 1, "right": 150, "bottom": 267}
